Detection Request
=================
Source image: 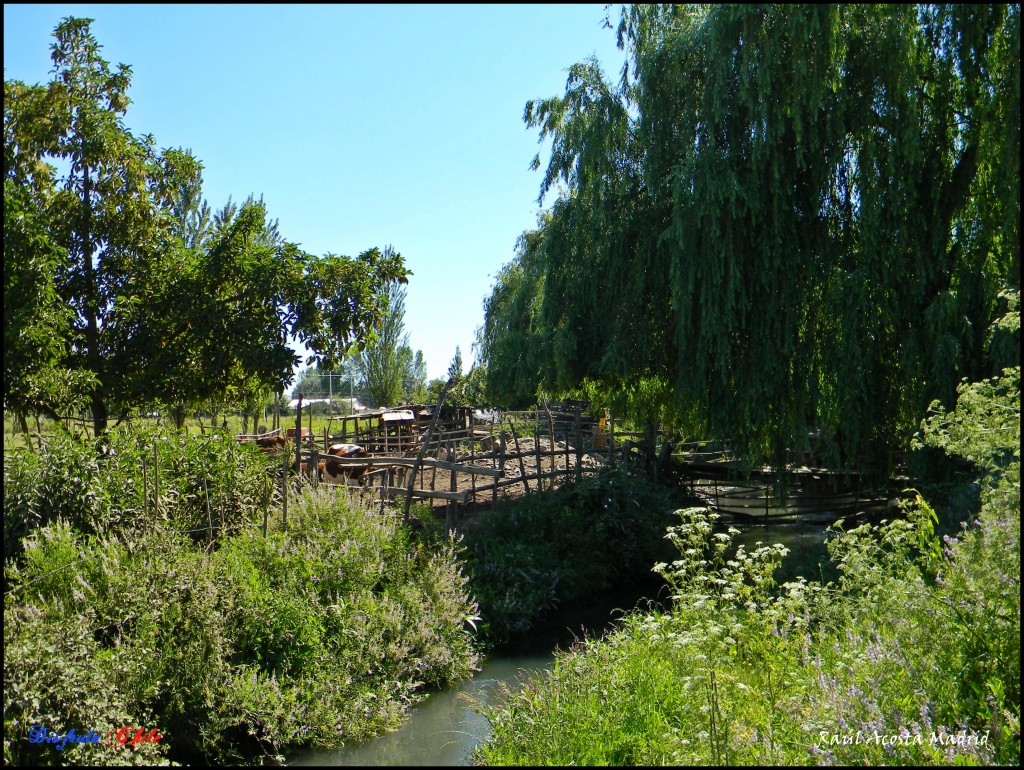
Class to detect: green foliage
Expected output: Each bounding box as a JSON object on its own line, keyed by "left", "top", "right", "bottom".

{"left": 478, "top": 233, "right": 550, "bottom": 408}
{"left": 475, "top": 363, "right": 1019, "bottom": 765}
{"left": 2, "top": 176, "right": 93, "bottom": 418}
{"left": 3, "top": 17, "right": 408, "bottom": 433}
{"left": 354, "top": 277, "right": 424, "bottom": 407}
{"left": 481, "top": 4, "right": 1020, "bottom": 476}
{"left": 463, "top": 468, "right": 678, "bottom": 644}
{"left": 4, "top": 473, "right": 479, "bottom": 765}
{"left": 3, "top": 17, "right": 162, "bottom": 433}
{"left": 3, "top": 423, "right": 272, "bottom": 562}
{"left": 915, "top": 365, "right": 1021, "bottom": 479}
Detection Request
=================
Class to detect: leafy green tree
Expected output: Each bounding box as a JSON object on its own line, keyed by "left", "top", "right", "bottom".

{"left": 424, "top": 378, "right": 447, "bottom": 405}
{"left": 479, "top": 230, "right": 551, "bottom": 408}
{"left": 435, "top": 347, "right": 487, "bottom": 407}
{"left": 4, "top": 17, "right": 408, "bottom": 433}
{"left": 482, "top": 4, "right": 1020, "bottom": 474}
{"left": 163, "top": 147, "right": 212, "bottom": 249}
{"left": 113, "top": 199, "right": 405, "bottom": 422}
{"left": 2, "top": 173, "right": 94, "bottom": 422}
{"left": 405, "top": 349, "right": 428, "bottom": 402}
{"left": 448, "top": 346, "right": 464, "bottom": 381}
{"left": 292, "top": 366, "right": 326, "bottom": 399}
{"left": 3, "top": 17, "right": 175, "bottom": 435}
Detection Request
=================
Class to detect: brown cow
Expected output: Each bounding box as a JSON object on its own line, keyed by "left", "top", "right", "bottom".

{"left": 255, "top": 435, "right": 287, "bottom": 451}
{"left": 318, "top": 443, "right": 370, "bottom": 486}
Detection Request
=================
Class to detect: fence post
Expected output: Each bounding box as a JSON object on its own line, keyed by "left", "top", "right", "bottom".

{"left": 574, "top": 410, "right": 583, "bottom": 483}
{"left": 153, "top": 445, "right": 160, "bottom": 519}
{"left": 470, "top": 438, "right": 477, "bottom": 503}
{"left": 203, "top": 476, "right": 214, "bottom": 546}
{"left": 534, "top": 422, "right": 542, "bottom": 492}
{"left": 646, "top": 417, "right": 657, "bottom": 482}
{"left": 294, "top": 396, "right": 303, "bottom": 475}
{"left": 142, "top": 455, "right": 150, "bottom": 532}
{"left": 609, "top": 415, "right": 615, "bottom": 467}
{"left": 262, "top": 477, "right": 270, "bottom": 538}
{"left": 404, "top": 378, "right": 452, "bottom": 524}
{"left": 282, "top": 444, "right": 288, "bottom": 527}
{"left": 507, "top": 421, "right": 531, "bottom": 494}
{"left": 447, "top": 439, "right": 458, "bottom": 533}
{"left": 492, "top": 431, "right": 503, "bottom": 511}
{"left": 564, "top": 429, "right": 570, "bottom": 486}
{"left": 540, "top": 401, "right": 553, "bottom": 489}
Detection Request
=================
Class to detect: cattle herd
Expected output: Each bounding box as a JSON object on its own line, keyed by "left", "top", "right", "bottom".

{"left": 244, "top": 434, "right": 378, "bottom": 487}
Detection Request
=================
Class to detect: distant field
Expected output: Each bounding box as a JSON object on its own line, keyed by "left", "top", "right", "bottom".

{"left": 2, "top": 407, "right": 424, "bottom": 452}
{"left": 2, "top": 410, "right": 341, "bottom": 451}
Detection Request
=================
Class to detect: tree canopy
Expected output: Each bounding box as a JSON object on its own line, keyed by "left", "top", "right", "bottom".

{"left": 481, "top": 3, "right": 1020, "bottom": 474}
{"left": 4, "top": 17, "right": 408, "bottom": 433}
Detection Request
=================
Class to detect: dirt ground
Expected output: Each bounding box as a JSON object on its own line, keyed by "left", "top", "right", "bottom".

{"left": 310, "top": 435, "right": 613, "bottom": 534}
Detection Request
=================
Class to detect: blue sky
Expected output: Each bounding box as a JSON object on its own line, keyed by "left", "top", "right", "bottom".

{"left": 4, "top": 4, "right": 626, "bottom": 382}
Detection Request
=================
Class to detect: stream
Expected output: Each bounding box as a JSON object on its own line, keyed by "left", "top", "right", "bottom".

{"left": 289, "top": 653, "right": 551, "bottom": 766}
{"left": 288, "top": 522, "right": 835, "bottom": 766}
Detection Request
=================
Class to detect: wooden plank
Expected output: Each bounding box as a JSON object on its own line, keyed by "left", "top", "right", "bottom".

{"left": 405, "top": 488, "right": 469, "bottom": 502}
{"left": 447, "top": 438, "right": 458, "bottom": 529}
{"left": 507, "top": 421, "right": 531, "bottom": 494}
{"left": 404, "top": 380, "right": 450, "bottom": 523}
{"left": 474, "top": 471, "right": 549, "bottom": 495}
{"left": 306, "top": 453, "right": 502, "bottom": 477}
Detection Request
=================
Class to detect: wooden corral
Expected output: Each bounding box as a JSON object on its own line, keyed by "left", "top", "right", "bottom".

{"left": 271, "top": 398, "right": 905, "bottom": 531}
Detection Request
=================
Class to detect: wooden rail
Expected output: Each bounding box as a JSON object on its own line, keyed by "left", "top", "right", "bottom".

{"left": 303, "top": 452, "right": 503, "bottom": 477}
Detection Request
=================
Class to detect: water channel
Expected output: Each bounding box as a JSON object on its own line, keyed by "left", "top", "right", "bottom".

{"left": 288, "top": 521, "right": 836, "bottom": 766}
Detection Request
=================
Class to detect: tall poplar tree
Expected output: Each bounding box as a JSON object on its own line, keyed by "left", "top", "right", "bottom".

{"left": 355, "top": 276, "right": 423, "bottom": 408}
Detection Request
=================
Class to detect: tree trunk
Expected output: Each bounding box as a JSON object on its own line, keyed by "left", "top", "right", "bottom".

{"left": 81, "top": 162, "right": 108, "bottom": 436}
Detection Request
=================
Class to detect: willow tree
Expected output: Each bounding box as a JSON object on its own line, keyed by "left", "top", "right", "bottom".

{"left": 482, "top": 3, "right": 1019, "bottom": 474}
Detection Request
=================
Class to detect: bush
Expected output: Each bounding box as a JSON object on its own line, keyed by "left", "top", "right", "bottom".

{"left": 3, "top": 424, "right": 274, "bottom": 563}
{"left": 4, "top": 483, "right": 479, "bottom": 765}
{"left": 463, "top": 467, "right": 679, "bottom": 644}
{"left": 474, "top": 368, "right": 1020, "bottom": 765}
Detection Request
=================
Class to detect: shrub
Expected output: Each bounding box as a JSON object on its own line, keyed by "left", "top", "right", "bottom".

{"left": 474, "top": 368, "right": 1020, "bottom": 765}
{"left": 3, "top": 424, "right": 274, "bottom": 563}
{"left": 4, "top": 485, "right": 479, "bottom": 765}
{"left": 463, "top": 467, "right": 679, "bottom": 644}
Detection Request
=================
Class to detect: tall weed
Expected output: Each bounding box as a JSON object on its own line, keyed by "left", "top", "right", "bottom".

{"left": 3, "top": 423, "right": 273, "bottom": 563}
